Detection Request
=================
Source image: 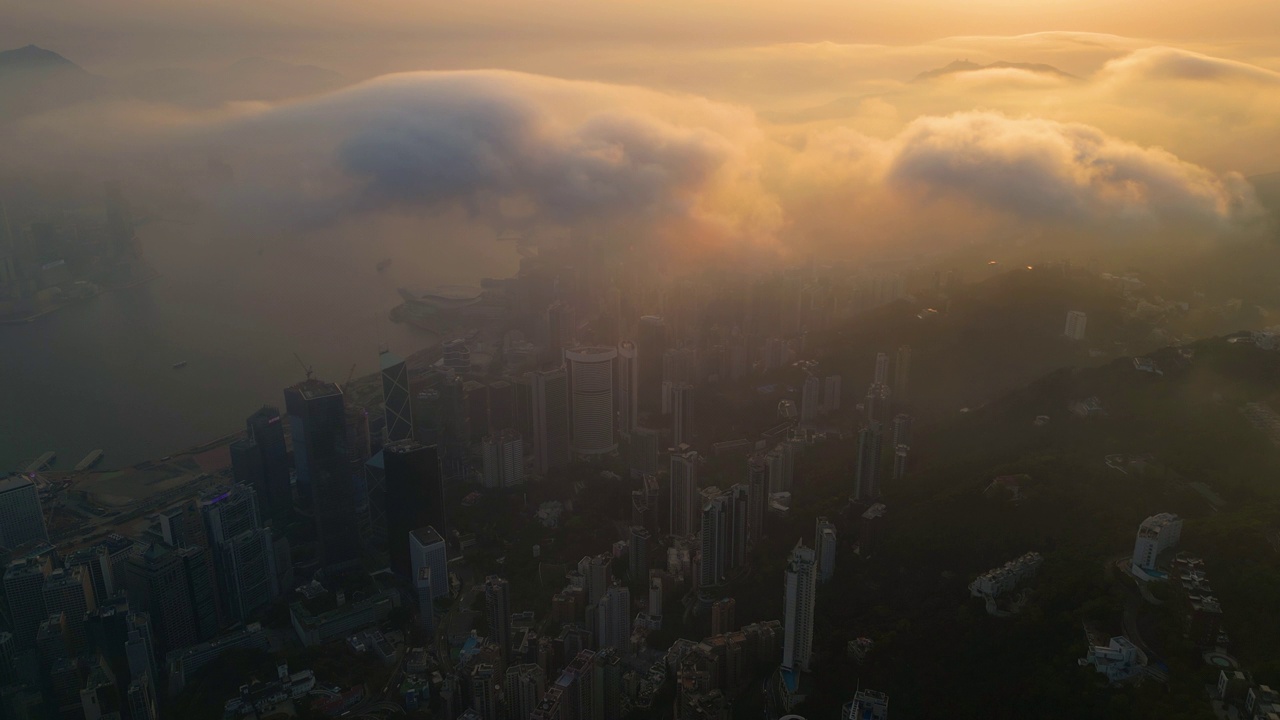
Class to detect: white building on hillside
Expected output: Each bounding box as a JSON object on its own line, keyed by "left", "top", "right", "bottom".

{"left": 1131, "top": 513, "right": 1182, "bottom": 579}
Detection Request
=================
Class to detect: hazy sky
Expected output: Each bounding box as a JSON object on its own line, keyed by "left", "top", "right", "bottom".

{"left": 3, "top": 0, "right": 1278, "bottom": 264}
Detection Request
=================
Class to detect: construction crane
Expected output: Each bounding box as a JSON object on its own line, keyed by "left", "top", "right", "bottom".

{"left": 343, "top": 363, "right": 357, "bottom": 391}
{"left": 293, "top": 352, "right": 314, "bottom": 381}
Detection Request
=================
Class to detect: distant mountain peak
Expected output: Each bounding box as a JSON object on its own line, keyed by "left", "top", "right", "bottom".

{"left": 0, "top": 44, "right": 83, "bottom": 73}
{"left": 912, "top": 59, "right": 1076, "bottom": 83}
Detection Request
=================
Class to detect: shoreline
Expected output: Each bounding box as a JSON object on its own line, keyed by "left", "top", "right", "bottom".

{"left": 0, "top": 266, "right": 162, "bottom": 326}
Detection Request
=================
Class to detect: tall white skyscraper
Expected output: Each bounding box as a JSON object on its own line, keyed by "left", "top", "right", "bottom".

{"left": 1064, "top": 310, "right": 1088, "bottom": 340}
{"left": 566, "top": 346, "right": 618, "bottom": 457}
{"left": 782, "top": 539, "right": 817, "bottom": 672}
{"left": 0, "top": 476, "right": 49, "bottom": 549}
{"left": 873, "top": 352, "right": 890, "bottom": 385}
{"left": 815, "top": 518, "right": 837, "bottom": 583}
{"left": 616, "top": 341, "right": 639, "bottom": 434}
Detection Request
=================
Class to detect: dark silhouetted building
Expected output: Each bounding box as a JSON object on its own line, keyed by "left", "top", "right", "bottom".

{"left": 384, "top": 441, "right": 445, "bottom": 578}
{"left": 285, "top": 379, "right": 360, "bottom": 569}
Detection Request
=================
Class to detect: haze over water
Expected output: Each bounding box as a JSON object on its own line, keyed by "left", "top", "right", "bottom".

{"left": 0, "top": 221, "right": 519, "bottom": 471}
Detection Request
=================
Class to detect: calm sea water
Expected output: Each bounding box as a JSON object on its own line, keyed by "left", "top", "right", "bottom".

{"left": 0, "top": 219, "right": 517, "bottom": 471}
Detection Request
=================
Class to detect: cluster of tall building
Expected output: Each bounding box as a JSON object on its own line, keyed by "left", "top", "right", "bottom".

{"left": 853, "top": 348, "right": 913, "bottom": 503}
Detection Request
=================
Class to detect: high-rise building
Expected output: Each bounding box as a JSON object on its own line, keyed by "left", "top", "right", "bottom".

{"left": 582, "top": 554, "right": 613, "bottom": 608}
{"left": 891, "top": 413, "right": 913, "bottom": 449}
{"left": 815, "top": 517, "right": 837, "bottom": 584}
{"left": 383, "top": 441, "right": 446, "bottom": 578}
{"left": 487, "top": 380, "right": 515, "bottom": 437}
{"left": 364, "top": 451, "right": 388, "bottom": 553}
{"left": 823, "top": 375, "right": 842, "bottom": 414}
{"left": 893, "top": 346, "right": 911, "bottom": 399}
{"left": 729, "top": 484, "right": 750, "bottom": 570}
{"left": 200, "top": 487, "right": 278, "bottom": 623}
{"left": 616, "top": 341, "right": 639, "bottom": 434}
{"left": 782, "top": 539, "right": 817, "bottom": 672}
{"left": 123, "top": 543, "right": 211, "bottom": 658}
{"left": 471, "top": 663, "right": 502, "bottom": 720}
{"left": 3, "top": 557, "right": 49, "bottom": 650}
{"left": 380, "top": 349, "right": 414, "bottom": 442}
{"left": 669, "top": 449, "right": 700, "bottom": 537}
{"left": 504, "top": 664, "right": 546, "bottom": 720}
{"left": 285, "top": 379, "right": 360, "bottom": 568}
{"left": 747, "top": 455, "right": 768, "bottom": 545}
{"left": 481, "top": 429, "right": 524, "bottom": 489}
{"left": 414, "top": 566, "right": 436, "bottom": 636}
{"left": 65, "top": 544, "right": 115, "bottom": 607}
{"left": 699, "top": 493, "right": 729, "bottom": 587}
{"left": 629, "top": 526, "right": 651, "bottom": 584}
{"left": 595, "top": 585, "right": 631, "bottom": 654}
{"left": 873, "top": 352, "right": 890, "bottom": 385}
{"left": 0, "top": 475, "right": 49, "bottom": 549}
{"left": 647, "top": 577, "right": 664, "bottom": 619}
{"left": 42, "top": 567, "right": 95, "bottom": 653}
{"left": 854, "top": 422, "right": 883, "bottom": 501}
{"left": 484, "top": 576, "right": 512, "bottom": 661}
{"left": 671, "top": 383, "right": 695, "bottom": 446}
{"left": 529, "top": 367, "right": 571, "bottom": 475}
{"left": 637, "top": 316, "right": 668, "bottom": 415}
{"left": 1131, "top": 513, "right": 1182, "bottom": 575}
{"left": 244, "top": 406, "right": 292, "bottom": 526}
{"left": 567, "top": 346, "right": 618, "bottom": 457}
{"left": 410, "top": 526, "right": 449, "bottom": 600}
{"left": 711, "top": 597, "right": 736, "bottom": 635}
{"left": 1064, "top": 310, "right": 1088, "bottom": 341}
{"left": 892, "top": 444, "right": 909, "bottom": 481}
{"left": 801, "top": 375, "right": 821, "bottom": 426}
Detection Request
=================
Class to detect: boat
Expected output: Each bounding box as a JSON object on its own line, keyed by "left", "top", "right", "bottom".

{"left": 74, "top": 450, "right": 105, "bottom": 472}
{"left": 25, "top": 451, "right": 56, "bottom": 473}
{"left": 376, "top": 258, "right": 393, "bottom": 272}
{"left": 172, "top": 360, "right": 188, "bottom": 369}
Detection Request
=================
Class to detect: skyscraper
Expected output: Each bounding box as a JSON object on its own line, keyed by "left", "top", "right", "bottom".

{"left": 671, "top": 383, "right": 695, "bottom": 447}
{"left": 891, "top": 413, "right": 913, "bottom": 449}
{"left": 711, "top": 597, "right": 736, "bottom": 635}
{"left": 42, "top": 567, "right": 95, "bottom": 653}
{"left": 124, "top": 544, "right": 207, "bottom": 657}
{"left": 201, "top": 487, "right": 278, "bottom": 622}
{"left": 567, "top": 346, "right": 618, "bottom": 457}
{"left": 873, "top": 352, "right": 890, "bottom": 385}
{"left": 699, "top": 493, "right": 729, "bottom": 587}
{"left": 383, "top": 440, "right": 446, "bottom": 578}
{"left": 0, "top": 475, "right": 49, "bottom": 549}
{"left": 893, "top": 345, "right": 911, "bottom": 399}
{"left": 747, "top": 455, "right": 768, "bottom": 545}
{"left": 364, "top": 451, "right": 388, "bottom": 552}
{"left": 823, "top": 375, "right": 842, "bottom": 414}
{"left": 529, "top": 367, "right": 570, "bottom": 475}
{"left": 729, "top": 484, "right": 750, "bottom": 570}
{"left": 636, "top": 316, "right": 668, "bottom": 415}
{"left": 481, "top": 430, "right": 525, "bottom": 489}
{"left": 782, "top": 540, "right": 817, "bottom": 672}
{"left": 616, "top": 340, "right": 639, "bottom": 434}
{"left": 285, "top": 379, "right": 360, "bottom": 568}
{"left": 3, "top": 558, "right": 49, "bottom": 650}
{"left": 669, "top": 449, "right": 700, "bottom": 537}
{"left": 801, "top": 374, "right": 821, "bottom": 426}
{"left": 855, "top": 422, "right": 884, "bottom": 501}
{"left": 410, "top": 526, "right": 449, "bottom": 600}
{"left": 504, "top": 664, "right": 546, "bottom": 720}
{"left": 244, "top": 406, "right": 292, "bottom": 526}
{"left": 380, "top": 349, "right": 414, "bottom": 442}
{"left": 595, "top": 585, "right": 631, "bottom": 654}
{"left": 629, "top": 526, "right": 651, "bottom": 584}
{"left": 815, "top": 517, "right": 837, "bottom": 584}
{"left": 484, "top": 576, "right": 512, "bottom": 661}
{"left": 1064, "top": 310, "right": 1088, "bottom": 340}
{"left": 892, "top": 445, "right": 910, "bottom": 481}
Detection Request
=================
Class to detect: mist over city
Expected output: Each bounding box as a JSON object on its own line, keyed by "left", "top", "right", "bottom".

{"left": 2, "top": 2, "right": 1280, "bottom": 719}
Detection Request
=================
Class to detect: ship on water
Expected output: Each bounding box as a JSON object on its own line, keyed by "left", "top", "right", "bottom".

{"left": 172, "top": 360, "right": 188, "bottom": 369}
{"left": 74, "top": 450, "right": 104, "bottom": 471}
